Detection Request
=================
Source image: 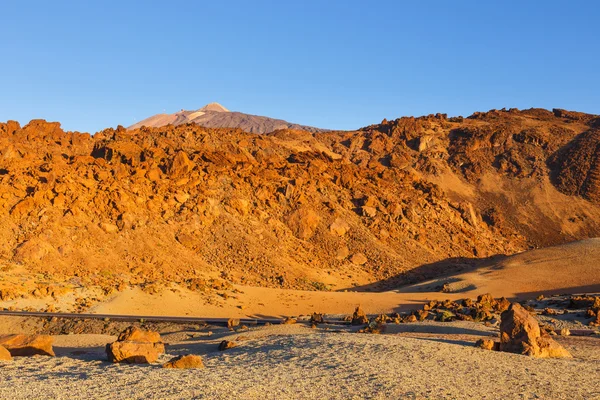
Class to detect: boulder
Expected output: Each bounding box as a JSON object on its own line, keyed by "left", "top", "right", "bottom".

{"left": 335, "top": 246, "right": 350, "bottom": 260}
{"left": 227, "top": 318, "right": 240, "bottom": 331}
{"left": 286, "top": 207, "right": 321, "bottom": 239}
{"left": 361, "top": 206, "right": 377, "bottom": 217}
{"left": 310, "top": 313, "right": 324, "bottom": 324}
{"left": 350, "top": 253, "right": 368, "bottom": 265}
{"left": 475, "top": 338, "right": 498, "bottom": 351}
{"left": 329, "top": 218, "right": 350, "bottom": 236}
{"left": 162, "top": 354, "right": 204, "bottom": 369}
{"left": 416, "top": 310, "right": 429, "bottom": 321}
{"left": 0, "top": 334, "right": 55, "bottom": 357}
{"left": 168, "top": 151, "right": 194, "bottom": 178}
{"left": 0, "top": 345, "right": 12, "bottom": 361}
{"left": 106, "top": 326, "right": 165, "bottom": 363}
{"left": 351, "top": 306, "right": 369, "bottom": 325}
{"left": 499, "top": 303, "right": 571, "bottom": 358}
{"left": 107, "top": 341, "right": 165, "bottom": 364}
{"left": 476, "top": 293, "right": 496, "bottom": 310}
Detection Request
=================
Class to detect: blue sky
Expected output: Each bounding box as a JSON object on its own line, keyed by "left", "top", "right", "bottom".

{"left": 1, "top": 1, "right": 598, "bottom": 133}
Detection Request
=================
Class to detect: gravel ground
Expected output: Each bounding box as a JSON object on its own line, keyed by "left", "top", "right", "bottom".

{"left": 0, "top": 324, "right": 599, "bottom": 400}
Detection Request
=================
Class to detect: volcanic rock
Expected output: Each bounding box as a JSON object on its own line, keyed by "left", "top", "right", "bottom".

{"left": 227, "top": 318, "right": 240, "bottom": 330}
{"left": 106, "top": 326, "right": 165, "bottom": 363}
{"left": 310, "top": 313, "right": 324, "bottom": 324}
{"left": 0, "top": 334, "right": 55, "bottom": 357}
{"left": 499, "top": 303, "right": 571, "bottom": 358}
{"left": 2, "top": 108, "right": 600, "bottom": 299}
{"left": 405, "top": 315, "right": 418, "bottom": 323}
{"left": 351, "top": 306, "right": 369, "bottom": 325}
{"left": 107, "top": 341, "right": 165, "bottom": 363}
{"left": 350, "top": 253, "right": 368, "bottom": 265}
{"left": 475, "top": 338, "right": 498, "bottom": 351}
{"left": 329, "top": 218, "right": 350, "bottom": 236}
{"left": 162, "top": 354, "right": 204, "bottom": 369}
{"left": 286, "top": 207, "right": 321, "bottom": 240}
{"left": 117, "top": 326, "right": 162, "bottom": 343}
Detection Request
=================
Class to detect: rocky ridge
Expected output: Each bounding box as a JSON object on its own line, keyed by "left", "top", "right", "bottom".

{"left": 1, "top": 107, "right": 600, "bottom": 305}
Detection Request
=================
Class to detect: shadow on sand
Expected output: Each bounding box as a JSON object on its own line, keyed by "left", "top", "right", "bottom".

{"left": 342, "top": 254, "right": 509, "bottom": 292}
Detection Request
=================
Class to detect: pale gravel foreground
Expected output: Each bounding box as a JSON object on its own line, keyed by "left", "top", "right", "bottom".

{"left": 0, "top": 325, "right": 599, "bottom": 400}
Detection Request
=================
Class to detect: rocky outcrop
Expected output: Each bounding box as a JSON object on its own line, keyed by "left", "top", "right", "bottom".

{"left": 1, "top": 108, "right": 600, "bottom": 301}
{"left": 549, "top": 129, "right": 600, "bottom": 203}
{"left": 162, "top": 354, "right": 204, "bottom": 369}
{"left": 499, "top": 303, "right": 571, "bottom": 358}
{"left": 106, "top": 327, "right": 165, "bottom": 363}
{"left": 0, "top": 334, "right": 55, "bottom": 357}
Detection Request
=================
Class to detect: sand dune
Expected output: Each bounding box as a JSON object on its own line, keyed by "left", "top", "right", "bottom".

{"left": 401, "top": 238, "right": 600, "bottom": 299}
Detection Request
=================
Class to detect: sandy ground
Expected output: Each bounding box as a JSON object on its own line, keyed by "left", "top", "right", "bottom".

{"left": 0, "top": 323, "right": 599, "bottom": 400}
{"left": 2, "top": 239, "right": 599, "bottom": 319}
{"left": 80, "top": 239, "right": 600, "bottom": 319}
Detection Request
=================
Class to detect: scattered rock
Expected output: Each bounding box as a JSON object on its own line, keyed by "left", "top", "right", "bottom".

{"left": 350, "top": 253, "right": 368, "bottom": 265}
{"left": 163, "top": 354, "right": 204, "bottom": 369}
{"left": 227, "top": 318, "right": 240, "bottom": 331}
{"left": 437, "top": 310, "right": 456, "bottom": 322}
{"left": 286, "top": 207, "right": 321, "bottom": 240}
{"left": 542, "top": 308, "right": 558, "bottom": 316}
{"left": 358, "top": 322, "right": 383, "bottom": 334}
{"left": 310, "top": 313, "right": 324, "bottom": 325}
{"left": 335, "top": 246, "right": 350, "bottom": 260}
{"left": 415, "top": 310, "right": 429, "bottom": 321}
{"left": 405, "top": 315, "right": 418, "bottom": 323}
{"left": 499, "top": 303, "right": 571, "bottom": 358}
{"left": 329, "top": 218, "right": 350, "bottom": 236}
{"left": 351, "top": 306, "right": 369, "bottom": 325}
{"left": 475, "top": 338, "right": 498, "bottom": 351}
{"left": 0, "top": 334, "right": 55, "bottom": 357}
{"left": 218, "top": 340, "right": 237, "bottom": 351}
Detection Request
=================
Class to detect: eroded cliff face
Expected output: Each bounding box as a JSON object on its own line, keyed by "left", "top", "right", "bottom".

{"left": 1, "top": 107, "right": 599, "bottom": 299}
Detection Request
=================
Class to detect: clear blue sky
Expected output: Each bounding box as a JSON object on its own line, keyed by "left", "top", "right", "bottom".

{"left": 1, "top": 1, "right": 598, "bottom": 133}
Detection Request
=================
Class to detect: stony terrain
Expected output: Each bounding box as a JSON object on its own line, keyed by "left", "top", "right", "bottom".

{"left": 1, "top": 107, "right": 600, "bottom": 307}
{"left": 0, "top": 296, "right": 599, "bottom": 400}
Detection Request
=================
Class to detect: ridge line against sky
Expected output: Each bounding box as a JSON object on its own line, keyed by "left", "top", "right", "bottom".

{"left": 0, "top": 0, "right": 599, "bottom": 133}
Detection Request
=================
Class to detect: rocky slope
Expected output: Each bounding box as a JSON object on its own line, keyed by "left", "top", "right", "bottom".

{"left": 1, "top": 108, "right": 599, "bottom": 302}
{"left": 129, "top": 103, "right": 326, "bottom": 134}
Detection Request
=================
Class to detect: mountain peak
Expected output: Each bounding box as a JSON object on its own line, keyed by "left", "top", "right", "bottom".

{"left": 198, "top": 102, "right": 229, "bottom": 113}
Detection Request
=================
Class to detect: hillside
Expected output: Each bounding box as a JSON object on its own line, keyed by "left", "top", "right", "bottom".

{"left": 1, "top": 107, "right": 600, "bottom": 307}
{"left": 129, "top": 103, "right": 326, "bottom": 134}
